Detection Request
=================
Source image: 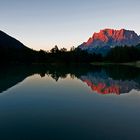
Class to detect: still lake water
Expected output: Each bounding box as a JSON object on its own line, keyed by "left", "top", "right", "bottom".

{"left": 0, "top": 64, "right": 140, "bottom": 140}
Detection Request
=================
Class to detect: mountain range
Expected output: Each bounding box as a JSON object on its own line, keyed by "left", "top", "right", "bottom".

{"left": 0, "top": 29, "right": 140, "bottom": 63}
{"left": 79, "top": 29, "right": 140, "bottom": 54}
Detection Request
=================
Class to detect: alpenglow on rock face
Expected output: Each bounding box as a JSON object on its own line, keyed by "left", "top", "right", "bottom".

{"left": 79, "top": 29, "right": 140, "bottom": 54}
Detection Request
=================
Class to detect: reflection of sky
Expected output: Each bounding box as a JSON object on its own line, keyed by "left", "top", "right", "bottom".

{"left": 0, "top": 0, "right": 140, "bottom": 50}
{"left": 23, "top": 74, "right": 88, "bottom": 95}
{"left": 2, "top": 73, "right": 140, "bottom": 96}
{"left": 10, "top": 74, "right": 140, "bottom": 108}
{"left": 1, "top": 74, "right": 140, "bottom": 139}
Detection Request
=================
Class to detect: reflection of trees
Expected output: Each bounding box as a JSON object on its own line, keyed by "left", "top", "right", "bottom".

{"left": 40, "top": 73, "right": 45, "bottom": 78}
{"left": 44, "top": 64, "right": 140, "bottom": 85}
{"left": 0, "top": 64, "right": 140, "bottom": 94}
{"left": 49, "top": 72, "right": 68, "bottom": 81}
{"left": 50, "top": 73, "right": 59, "bottom": 81}
{"left": 104, "top": 65, "right": 140, "bottom": 81}
{"left": 0, "top": 64, "right": 98, "bottom": 93}
{"left": 70, "top": 74, "right": 75, "bottom": 79}
{"left": 46, "top": 64, "right": 140, "bottom": 94}
{"left": 60, "top": 74, "right": 68, "bottom": 79}
{"left": 45, "top": 64, "right": 102, "bottom": 80}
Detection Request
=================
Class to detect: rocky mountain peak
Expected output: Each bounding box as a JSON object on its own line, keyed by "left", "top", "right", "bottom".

{"left": 80, "top": 29, "right": 140, "bottom": 49}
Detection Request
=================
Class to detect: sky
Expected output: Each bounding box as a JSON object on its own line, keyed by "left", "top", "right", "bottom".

{"left": 0, "top": 0, "right": 140, "bottom": 50}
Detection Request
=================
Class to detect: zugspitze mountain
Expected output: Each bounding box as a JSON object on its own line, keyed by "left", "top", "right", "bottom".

{"left": 79, "top": 29, "right": 140, "bottom": 54}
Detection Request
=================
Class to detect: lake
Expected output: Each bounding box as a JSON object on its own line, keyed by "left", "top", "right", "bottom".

{"left": 0, "top": 64, "right": 140, "bottom": 140}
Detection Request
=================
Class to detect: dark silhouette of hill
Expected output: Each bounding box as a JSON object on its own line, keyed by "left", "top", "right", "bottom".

{"left": 0, "top": 30, "right": 26, "bottom": 48}
{"left": 0, "top": 31, "right": 38, "bottom": 63}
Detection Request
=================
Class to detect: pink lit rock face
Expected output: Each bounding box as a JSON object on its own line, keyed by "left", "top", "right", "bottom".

{"left": 79, "top": 29, "right": 140, "bottom": 53}
{"left": 80, "top": 72, "right": 140, "bottom": 95}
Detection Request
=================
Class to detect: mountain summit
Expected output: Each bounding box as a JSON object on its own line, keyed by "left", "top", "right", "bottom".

{"left": 79, "top": 29, "right": 140, "bottom": 54}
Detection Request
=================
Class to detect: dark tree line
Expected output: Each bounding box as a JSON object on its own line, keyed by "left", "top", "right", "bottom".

{"left": 0, "top": 45, "right": 103, "bottom": 64}
{"left": 44, "top": 46, "right": 103, "bottom": 63}
{"left": 37, "top": 45, "right": 140, "bottom": 63}
{"left": 0, "top": 46, "right": 37, "bottom": 64}
{"left": 0, "top": 44, "right": 140, "bottom": 64}
{"left": 105, "top": 46, "right": 140, "bottom": 62}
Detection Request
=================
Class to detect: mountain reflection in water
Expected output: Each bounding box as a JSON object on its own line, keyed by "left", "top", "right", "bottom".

{"left": 0, "top": 64, "right": 140, "bottom": 95}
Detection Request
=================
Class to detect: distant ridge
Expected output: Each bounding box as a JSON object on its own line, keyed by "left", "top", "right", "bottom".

{"left": 79, "top": 29, "right": 140, "bottom": 54}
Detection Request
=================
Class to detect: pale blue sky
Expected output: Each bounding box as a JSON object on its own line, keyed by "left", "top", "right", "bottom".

{"left": 0, "top": 0, "right": 140, "bottom": 50}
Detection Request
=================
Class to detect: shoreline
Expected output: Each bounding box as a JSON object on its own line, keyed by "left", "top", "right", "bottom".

{"left": 91, "top": 61, "right": 140, "bottom": 68}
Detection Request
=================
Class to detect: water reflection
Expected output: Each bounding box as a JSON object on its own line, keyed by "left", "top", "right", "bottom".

{"left": 80, "top": 71, "right": 139, "bottom": 95}
{"left": 0, "top": 64, "right": 140, "bottom": 95}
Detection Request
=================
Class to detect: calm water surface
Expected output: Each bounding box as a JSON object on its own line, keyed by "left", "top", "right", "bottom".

{"left": 0, "top": 64, "right": 140, "bottom": 140}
